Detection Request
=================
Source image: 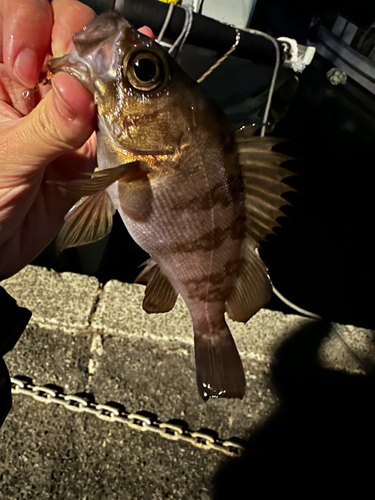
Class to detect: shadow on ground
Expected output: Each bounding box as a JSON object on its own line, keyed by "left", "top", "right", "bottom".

{"left": 213, "top": 320, "right": 375, "bottom": 498}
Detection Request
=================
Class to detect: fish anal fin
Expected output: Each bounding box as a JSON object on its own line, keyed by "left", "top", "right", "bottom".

{"left": 226, "top": 237, "right": 272, "bottom": 323}
{"left": 194, "top": 322, "right": 246, "bottom": 401}
{"left": 56, "top": 191, "right": 115, "bottom": 252}
{"left": 136, "top": 260, "right": 178, "bottom": 314}
{"left": 236, "top": 131, "right": 295, "bottom": 245}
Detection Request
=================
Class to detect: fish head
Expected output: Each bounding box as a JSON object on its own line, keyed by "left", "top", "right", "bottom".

{"left": 48, "top": 11, "right": 196, "bottom": 157}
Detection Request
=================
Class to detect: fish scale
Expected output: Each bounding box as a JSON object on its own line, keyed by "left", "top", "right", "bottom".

{"left": 49, "top": 11, "right": 292, "bottom": 401}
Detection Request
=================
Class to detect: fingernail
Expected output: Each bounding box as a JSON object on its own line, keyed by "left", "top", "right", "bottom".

{"left": 14, "top": 48, "right": 39, "bottom": 88}
{"left": 52, "top": 80, "right": 77, "bottom": 121}
{"left": 138, "top": 26, "right": 155, "bottom": 39}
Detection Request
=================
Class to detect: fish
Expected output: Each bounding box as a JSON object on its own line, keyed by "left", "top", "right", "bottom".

{"left": 48, "top": 11, "right": 292, "bottom": 401}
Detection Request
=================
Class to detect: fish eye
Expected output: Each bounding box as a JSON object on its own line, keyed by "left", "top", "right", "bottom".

{"left": 126, "top": 51, "right": 163, "bottom": 91}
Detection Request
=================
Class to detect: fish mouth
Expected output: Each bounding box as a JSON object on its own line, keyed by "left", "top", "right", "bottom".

{"left": 48, "top": 53, "right": 95, "bottom": 93}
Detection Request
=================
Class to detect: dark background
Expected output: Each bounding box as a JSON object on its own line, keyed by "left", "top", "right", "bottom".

{"left": 251, "top": 0, "right": 375, "bottom": 329}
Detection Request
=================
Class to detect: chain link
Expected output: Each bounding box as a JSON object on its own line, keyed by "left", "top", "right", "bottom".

{"left": 11, "top": 376, "right": 244, "bottom": 458}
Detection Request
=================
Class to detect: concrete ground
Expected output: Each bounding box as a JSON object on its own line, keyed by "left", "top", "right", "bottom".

{"left": 1, "top": 265, "right": 375, "bottom": 499}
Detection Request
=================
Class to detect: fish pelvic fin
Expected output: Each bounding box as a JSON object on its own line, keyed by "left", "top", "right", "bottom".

{"left": 226, "top": 235, "right": 272, "bottom": 323}
{"left": 194, "top": 322, "right": 246, "bottom": 401}
{"left": 50, "top": 161, "right": 148, "bottom": 199}
{"left": 236, "top": 129, "right": 294, "bottom": 244}
{"left": 56, "top": 191, "right": 115, "bottom": 252}
{"left": 136, "top": 259, "right": 178, "bottom": 313}
{"left": 54, "top": 161, "right": 151, "bottom": 252}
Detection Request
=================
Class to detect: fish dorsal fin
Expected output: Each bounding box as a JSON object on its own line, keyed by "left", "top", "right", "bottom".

{"left": 226, "top": 235, "right": 272, "bottom": 323}
{"left": 136, "top": 260, "right": 178, "bottom": 314}
{"left": 235, "top": 130, "right": 294, "bottom": 244}
{"left": 227, "top": 131, "right": 293, "bottom": 323}
{"left": 56, "top": 191, "right": 115, "bottom": 252}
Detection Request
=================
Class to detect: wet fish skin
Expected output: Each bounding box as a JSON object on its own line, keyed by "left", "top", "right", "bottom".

{"left": 49, "top": 11, "right": 291, "bottom": 401}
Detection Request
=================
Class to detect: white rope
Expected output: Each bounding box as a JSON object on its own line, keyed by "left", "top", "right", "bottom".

{"left": 168, "top": 4, "right": 194, "bottom": 58}
{"left": 277, "top": 36, "right": 314, "bottom": 73}
{"left": 243, "top": 29, "right": 281, "bottom": 137}
{"left": 157, "top": 1, "right": 175, "bottom": 43}
{"left": 272, "top": 285, "right": 321, "bottom": 320}
{"left": 192, "top": 0, "right": 204, "bottom": 13}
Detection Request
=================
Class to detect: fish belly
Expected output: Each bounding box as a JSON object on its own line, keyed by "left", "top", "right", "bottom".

{"left": 111, "top": 168, "right": 244, "bottom": 311}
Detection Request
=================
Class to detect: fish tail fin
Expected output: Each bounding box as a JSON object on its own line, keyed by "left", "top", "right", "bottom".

{"left": 194, "top": 322, "right": 246, "bottom": 401}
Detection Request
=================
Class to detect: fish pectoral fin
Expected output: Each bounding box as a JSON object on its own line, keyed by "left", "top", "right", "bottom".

{"left": 226, "top": 236, "right": 272, "bottom": 323}
{"left": 236, "top": 130, "right": 294, "bottom": 244}
{"left": 136, "top": 259, "right": 178, "bottom": 314}
{"left": 51, "top": 161, "right": 148, "bottom": 199}
{"left": 56, "top": 191, "right": 115, "bottom": 252}
{"left": 194, "top": 322, "right": 246, "bottom": 401}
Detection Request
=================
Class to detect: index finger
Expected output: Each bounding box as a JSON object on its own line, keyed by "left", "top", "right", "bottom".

{"left": 51, "top": 0, "right": 95, "bottom": 57}
{"left": 2, "top": 0, "right": 52, "bottom": 88}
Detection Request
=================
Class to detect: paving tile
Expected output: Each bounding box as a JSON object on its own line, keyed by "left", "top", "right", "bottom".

{"left": 2, "top": 266, "right": 99, "bottom": 333}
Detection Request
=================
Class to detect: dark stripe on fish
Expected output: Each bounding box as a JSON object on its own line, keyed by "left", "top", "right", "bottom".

{"left": 167, "top": 213, "right": 246, "bottom": 254}
{"left": 183, "top": 256, "right": 239, "bottom": 288}
{"left": 187, "top": 284, "right": 232, "bottom": 303}
{"left": 171, "top": 175, "right": 243, "bottom": 212}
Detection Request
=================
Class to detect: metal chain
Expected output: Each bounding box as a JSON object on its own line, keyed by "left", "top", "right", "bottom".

{"left": 10, "top": 376, "right": 244, "bottom": 458}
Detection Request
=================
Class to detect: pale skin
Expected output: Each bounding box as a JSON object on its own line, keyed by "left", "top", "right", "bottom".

{"left": 0, "top": 0, "right": 153, "bottom": 280}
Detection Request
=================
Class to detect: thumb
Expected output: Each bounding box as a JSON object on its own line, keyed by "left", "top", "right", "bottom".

{"left": 15, "top": 72, "right": 96, "bottom": 168}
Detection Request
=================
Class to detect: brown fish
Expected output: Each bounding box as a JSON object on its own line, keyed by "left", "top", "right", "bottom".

{"left": 49, "top": 11, "right": 292, "bottom": 400}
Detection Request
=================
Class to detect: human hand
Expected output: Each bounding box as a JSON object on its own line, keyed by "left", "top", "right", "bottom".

{"left": 0, "top": 0, "right": 97, "bottom": 280}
